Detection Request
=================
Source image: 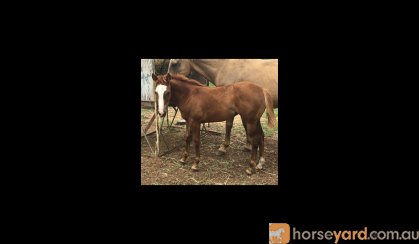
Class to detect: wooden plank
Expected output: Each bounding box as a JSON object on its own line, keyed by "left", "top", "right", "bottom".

{"left": 143, "top": 113, "right": 156, "bottom": 135}
{"left": 141, "top": 130, "right": 156, "bottom": 138}
{"left": 141, "top": 101, "right": 154, "bottom": 109}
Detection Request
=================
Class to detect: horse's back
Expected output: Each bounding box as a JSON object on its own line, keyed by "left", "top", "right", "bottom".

{"left": 261, "top": 59, "right": 278, "bottom": 66}
{"left": 232, "top": 81, "right": 264, "bottom": 91}
{"left": 230, "top": 59, "right": 277, "bottom": 72}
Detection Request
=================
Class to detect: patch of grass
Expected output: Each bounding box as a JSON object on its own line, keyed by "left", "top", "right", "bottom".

{"left": 232, "top": 126, "right": 245, "bottom": 132}
{"left": 262, "top": 124, "right": 275, "bottom": 137}
{"left": 141, "top": 108, "right": 154, "bottom": 114}
{"left": 141, "top": 109, "right": 153, "bottom": 120}
{"left": 261, "top": 108, "right": 278, "bottom": 136}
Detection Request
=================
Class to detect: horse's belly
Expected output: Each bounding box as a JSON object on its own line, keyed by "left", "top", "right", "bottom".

{"left": 200, "top": 109, "right": 236, "bottom": 123}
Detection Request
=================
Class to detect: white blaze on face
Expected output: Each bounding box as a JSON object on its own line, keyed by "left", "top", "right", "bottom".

{"left": 155, "top": 85, "right": 167, "bottom": 115}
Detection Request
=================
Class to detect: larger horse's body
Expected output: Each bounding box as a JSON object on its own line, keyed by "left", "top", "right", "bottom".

{"left": 152, "top": 73, "right": 276, "bottom": 175}
{"left": 168, "top": 59, "right": 278, "bottom": 107}
{"left": 168, "top": 59, "right": 278, "bottom": 154}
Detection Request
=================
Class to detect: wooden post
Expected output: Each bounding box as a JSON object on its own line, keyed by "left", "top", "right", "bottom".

{"left": 155, "top": 91, "right": 159, "bottom": 160}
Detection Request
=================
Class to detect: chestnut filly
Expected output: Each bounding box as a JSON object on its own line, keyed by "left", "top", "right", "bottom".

{"left": 152, "top": 73, "right": 276, "bottom": 175}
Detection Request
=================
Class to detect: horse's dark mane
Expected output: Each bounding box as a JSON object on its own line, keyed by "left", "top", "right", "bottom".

{"left": 170, "top": 74, "right": 205, "bottom": 87}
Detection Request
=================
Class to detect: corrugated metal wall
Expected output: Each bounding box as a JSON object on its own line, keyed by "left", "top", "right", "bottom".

{"left": 141, "top": 59, "right": 155, "bottom": 101}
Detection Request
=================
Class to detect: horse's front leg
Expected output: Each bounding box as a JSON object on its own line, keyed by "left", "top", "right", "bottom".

{"left": 190, "top": 121, "right": 201, "bottom": 172}
{"left": 217, "top": 118, "right": 234, "bottom": 155}
{"left": 179, "top": 121, "right": 192, "bottom": 165}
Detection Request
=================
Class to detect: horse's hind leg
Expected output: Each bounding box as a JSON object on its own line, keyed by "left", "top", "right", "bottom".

{"left": 179, "top": 121, "right": 192, "bottom": 165}
{"left": 240, "top": 117, "right": 251, "bottom": 152}
{"left": 244, "top": 122, "right": 259, "bottom": 175}
{"left": 217, "top": 118, "right": 234, "bottom": 155}
{"left": 255, "top": 120, "right": 265, "bottom": 170}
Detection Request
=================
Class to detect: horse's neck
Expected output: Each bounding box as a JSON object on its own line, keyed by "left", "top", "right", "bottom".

{"left": 189, "top": 59, "right": 228, "bottom": 83}
{"left": 169, "top": 80, "right": 192, "bottom": 107}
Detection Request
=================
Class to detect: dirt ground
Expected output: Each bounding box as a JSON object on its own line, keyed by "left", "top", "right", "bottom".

{"left": 141, "top": 107, "right": 278, "bottom": 185}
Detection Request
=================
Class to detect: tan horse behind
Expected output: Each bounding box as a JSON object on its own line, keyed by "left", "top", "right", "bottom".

{"left": 152, "top": 73, "right": 276, "bottom": 175}
{"left": 168, "top": 59, "right": 278, "bottom": 156}
{"left": 168, "top": 59, "right": 278, "bottom": 107}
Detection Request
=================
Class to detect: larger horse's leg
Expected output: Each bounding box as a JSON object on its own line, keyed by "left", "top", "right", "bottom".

{"left": 241, "top": 117, "right": 252, "bottom": 152}
{"left": 179, "top": 121, "right": 192, "bottom": 165}
{"left": 255, "top": 120, "right": 266, "bottom": 170}
{"left": 217, "top": 118, "right": 234, "bottom": 155}
{"left": 190, "top": 121, "right": 201, "bottom": 172}
{"left": 244, "top": 121, "right": 259, "bottom": 175}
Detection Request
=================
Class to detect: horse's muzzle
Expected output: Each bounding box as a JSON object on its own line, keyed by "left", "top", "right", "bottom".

{"left": 159, "top": 112, "right": 166, "bottom": 118}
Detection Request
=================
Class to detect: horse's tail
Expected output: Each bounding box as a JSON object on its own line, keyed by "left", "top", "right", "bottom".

{"left": 262, "top": 89, "right": 277, "bottom": 131}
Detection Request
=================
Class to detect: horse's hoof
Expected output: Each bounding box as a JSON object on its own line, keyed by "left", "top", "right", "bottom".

{"left": 191, "top": 168, "right": 198, "bottom": 173}
{"left": 216, "top": 150, "right": 226, "bottom": 155}
{"left": 242, "top": 147, "right": 251, "bottom": 152}
{"left": 179, "top": 161, "right": 185, "bottom": 165}
{"left": 245, "top": 170, "right": 252, "bottom": 176}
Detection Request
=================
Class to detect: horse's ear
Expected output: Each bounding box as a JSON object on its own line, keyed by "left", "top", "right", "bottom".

{"left": 152, "top": 73, "right": 158, "bottom": 82}
{"left": 166, "top": 73, "right": 171, "bottom": 82}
